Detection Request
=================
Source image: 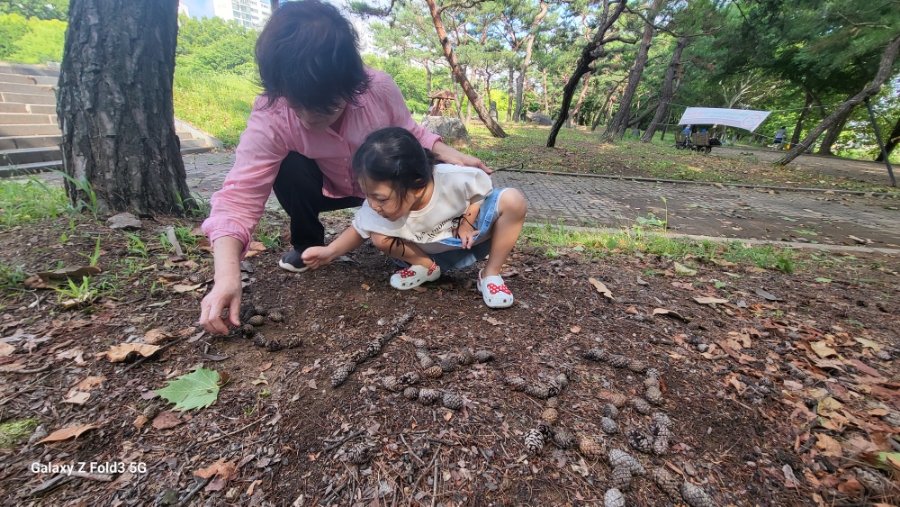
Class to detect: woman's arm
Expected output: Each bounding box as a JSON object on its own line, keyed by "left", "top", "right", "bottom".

{"left": 301, "top": 227, "right": 366, "bottom": 269}
{"left": 431, "top": 141, "right": 491, "bottom": 174}
{"left": 199, "top": 236, "right": 245, "bottom": 335}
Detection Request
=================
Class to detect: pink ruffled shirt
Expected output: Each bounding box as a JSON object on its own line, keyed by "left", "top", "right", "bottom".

{"left": 201, "top": 69, "right": 442, "bottom": 253}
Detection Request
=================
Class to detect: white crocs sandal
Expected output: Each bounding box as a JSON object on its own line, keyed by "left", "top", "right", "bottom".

{"left": 477, "top": 269, "right": 514, "bottom": 308}
{"left": 390, "top": 262, "right": 441, "bottom": 290}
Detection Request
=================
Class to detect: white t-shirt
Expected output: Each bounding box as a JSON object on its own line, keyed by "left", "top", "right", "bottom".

{"left": 352, "top": 164, "right": 493, "bottom": 254}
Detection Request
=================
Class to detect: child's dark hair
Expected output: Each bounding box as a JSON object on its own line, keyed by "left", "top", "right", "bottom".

{"left": 256, "top": 0, "right": 370, "bottom": 113}
{"left": 352, "top": 127, "right": 436, "bottom": 200}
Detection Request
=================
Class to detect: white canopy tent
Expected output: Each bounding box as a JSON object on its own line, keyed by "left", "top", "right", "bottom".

{"left": 677, "top": 107, "right": 771, "bottom": 132}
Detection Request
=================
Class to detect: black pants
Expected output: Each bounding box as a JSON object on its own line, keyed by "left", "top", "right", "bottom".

{"left": 272, "top": 152, "right": 364, "bottom": 253}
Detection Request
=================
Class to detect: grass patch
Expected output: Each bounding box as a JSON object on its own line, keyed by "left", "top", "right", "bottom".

{"left": 522, "top": 223, "right": 798, "bottom": 273}
{"left": 0, "top": 177, "right": 68, "bottom": 228}
{"left": 173, "top": 70, "right": 259, "bottom": 148}
{"left": 0, "top": 418, "right": 37, "bottom": 448}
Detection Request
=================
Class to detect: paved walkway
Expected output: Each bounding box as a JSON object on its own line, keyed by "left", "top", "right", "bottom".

{"left": 178, "top": 152, "right": 900, "bottom": 247}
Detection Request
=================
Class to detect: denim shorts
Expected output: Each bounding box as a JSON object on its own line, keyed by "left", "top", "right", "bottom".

{"left": 395, "top": 188, "right": 508, "bottom": 272}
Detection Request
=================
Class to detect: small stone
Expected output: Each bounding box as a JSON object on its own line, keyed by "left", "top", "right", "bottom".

{"left": 604, "top": 488, "right": 626, "bottom": 507}
{"left": 474, "top": 350, "right": 495, "bottom": 363}
{"left": 107, "top": 212, "right": 142, "bottom": 230}
{"left": 524, "top": 428, "right": 545, "bottom": 455}
{"left": 541, "top": 407, "right": 559, "bottom": 425}
{"left": 632, "top": 398, "right": 652, "bottom": 415}
{"left": 603, "top": 403, "right": 619, "bottom": 420}
{"left": 418, "top": 389, "right": 440, "bottom": 405}
{"left": 442, "top": 393, "right": 463, "bottom": 410}
{"left": 424, "top": 365, "right": 443, "bottom": 379}
{"left": 610, "top": 465, "right": 633, "bottom": 491}
{"left": 403, "top": 387, "right": 419, "bottom": 400}
{"left": 680, "top": 482, "right": 715, "bottom": 507}
{"left": 247, "top": 315, "right": 266, "bottom": 326}
{"left": 601, "top": 417, "right": 619, "bottom": 434}
{"left": 876, "top": 350, "right": 892, "bottom": 361}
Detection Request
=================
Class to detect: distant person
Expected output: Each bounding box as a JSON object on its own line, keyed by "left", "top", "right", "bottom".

{"left": 302, "top": 128, "right": 527, "bottom": 308}
{"left": 773, "top": 127, "right": 787, "bottom": 149}
{"left": 700, "top": 128, "right": 707, "bottom": 133}
{"left": 680, "top": 125, "right": 692, "bottom": 147}
{"left": 198, "top": 0, "right": 487, "bottom": 335}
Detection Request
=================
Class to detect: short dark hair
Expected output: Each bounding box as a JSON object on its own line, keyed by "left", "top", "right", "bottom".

{"left": 256, "top": 0, "right": 370, "bottom": 113}
{"left": 352, "top": 127, "right": 436, "bottom": 200}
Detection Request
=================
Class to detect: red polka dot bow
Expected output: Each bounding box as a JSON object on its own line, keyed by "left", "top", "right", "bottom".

{"left": 487, "top": 283, "right": 511, "bottom": 295}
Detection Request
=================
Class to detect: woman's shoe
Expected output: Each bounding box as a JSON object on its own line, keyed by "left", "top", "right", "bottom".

{"left": 477, "top": 269, "right": 514, "bottom": 308}
{"left": 390, "top": 262, "right": 440, "bottom": 290}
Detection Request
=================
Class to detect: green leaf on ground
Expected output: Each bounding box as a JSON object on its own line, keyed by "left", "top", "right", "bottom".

{"left": 674, "top": 262, "right": 697, "bottom": 276}
{"left": 815, "top": 277, "right": 832, "bottom": 283}
{"left": 154, "top": 368, "right": 222, "bottom": 411}
{"left": 795, "top": 229, "right": 818, "bottom": 236}
{"left": 781, "top": 217, "right": 797, "bottom": 222}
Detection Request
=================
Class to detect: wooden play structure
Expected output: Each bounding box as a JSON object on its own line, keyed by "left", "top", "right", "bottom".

{"left": 427, "top": 90, "right": 456, "bottom": 117}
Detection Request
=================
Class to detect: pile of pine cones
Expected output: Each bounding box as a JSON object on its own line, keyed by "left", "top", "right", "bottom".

{"left": 236, "top": 305, "right": 295, "bottom": 351}
{"left": 504, "top": 372, "right": 569, "bottom": 400}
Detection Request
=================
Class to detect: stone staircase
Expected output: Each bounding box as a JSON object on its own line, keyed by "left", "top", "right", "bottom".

{"left": 0, "top": 61, "right": 220, "bottom": 177}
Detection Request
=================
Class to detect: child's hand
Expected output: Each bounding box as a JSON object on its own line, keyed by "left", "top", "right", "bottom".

{"left": 301, "top": 246, "right": 333, "bottom": 269}
{"left": 456, "top": 220, "right": 480, "bottom": 249}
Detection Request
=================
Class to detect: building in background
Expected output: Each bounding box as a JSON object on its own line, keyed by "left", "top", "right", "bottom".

{"left": 177, "top": 2, "right": 190, "bottom": 17}
{"left": 213, "top": 0, "right": 271, "bottom": 29}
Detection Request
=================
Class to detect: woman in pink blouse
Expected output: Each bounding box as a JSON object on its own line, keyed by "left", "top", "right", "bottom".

{"left": 199, "top": 0, "right": 487, "bottom": 334}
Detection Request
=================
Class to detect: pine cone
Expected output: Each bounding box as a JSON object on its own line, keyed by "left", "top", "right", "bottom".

{"left": 403, "top": 387, "right": 420, "bottom": 400}
{"left": 398, "top": 371, "right": 421, "bottom": 385}
{"left": 415, "top": 347, "right": 430, "bottom": 361}
{"left": 268, "top": 311, "right": 284, "bottom": 323}
{"left": 651, "top": 412, "right": 671, "bottom": 430}
{"left": 643, "top": 377, "right": 660, "bottom": 389}
{"left": 505, "top": 376, "right": 527, "bottom": 391}
{"left": 537, "top": 422, "right": 554, "bottom": 438}
{"left": 419, "top": 355, "right": 435, "bottom": 369}
{"left": 349, "top": 350, "right": 368, "bottom": 364}
{"left": 458, "top": 348, "right": 475, "bottom": 366}
{"left": 524, "top": 428, "right": 545, "bottom": 455}
{"left": 626, "top": 429, "right": 654, "bottom": 454}
{"left": 366, "top": 339, "right": 384, "bottom": 358}
{"left": 331, "top": 362, "right": 356, "bottom": 387}
{"left": 652, "top": 436, "right": 669, "bottom": 456}
{"left": 474, "top": 350, "right": 495, "bottom": 363}
{"left": 603, "top": 403, "right": 619, "bottom": 420}
{"left": 577, "top": 435, "right": 604, "bottom": 460}
{"left": 646, "top": 367, "right": 661, "bottom": 379}
{"left": 346, "top": 443, "right": 373, "bottom": 465}
{"left": 418, "top": 389, "right": 440, "bottom": 405}
{"left": 610, "top": 465, "right": 633, "bottom": 491}
{"left": 651, "top": 468, "right": 681, "bottom": 501}
{"left": 627, "top": 359, "right": 647, "bottom": 373}
{"left": 632, "top": 398, "right": 652, "bottom": 415}
{"left": 381, "top": 376, "right": 402, "bottom": 392}
{"left": 525, "top": 383, "right": 551, "bottom": 400}
{"left": 609, "top": 449, "right": 645, "bottom": 476}
{"left": 247, "top": 315, "right": 266, "bottom": 326}
{"left": 552, "top": 429, "right": 576, "bottom": 449}
{"left": 439, "top": 357, "right": 457, "bottom": 373}
{"left": 252, "top": 333, "right": 267, "bottom": 347}
{"left": 601, "top": 391, "right": 628, "bottom": 408}
{"left": 854, "top": 467, "right": 890, "bottom": 496}
{"left": 442, "top": 393, "right": 463, "bottom": 410}
{"left": 239, "top": 324, "right": 255, "bottom": 336}
{"left": 679, "top": 482, "right": 715, "bottom": 507}
{"left": 645, "top": 386, "right": 664, "bottom": 406}
{"left": 608, "top": 354, "right": 629, "bottom": 368}
{"left": 601, "top": 417, "right": 619, "bottom": 435}
{"left": 553, "top": 373, "right": 569, "bottom": 391}
{"left": 424, "top": 365, "right": 443, "bottom": 379}
{"left": 651, "top": 422, "right": 672, "bottom": 439}
{"left": 584, "top": 348, "right": 607, "bottom": 362}
{"left": 412, "top": 338, "right": 427, "bottom": 348}
{"left": 546, "top": 397, "right": 559, "bottom": 408}
{"left": 604, "top": 488, "right": 625, "bottom": 507}
{"left": 541, "top": 407, "right": 559, "bottom": 425}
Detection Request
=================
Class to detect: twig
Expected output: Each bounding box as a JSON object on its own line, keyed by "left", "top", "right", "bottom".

{"left": 409, "top": 445, "right": 441, "bottom": 507}
{"left": 69, "top": 471, "right": 114, "bottom": 482}
{"left": 29, "top": 474, "right": 71, "bottom": 497}
{"left": 424, "top": 437, "right": 457, "bottom": 446}
{"left": 120, "top": 337, "right": 185, "bottom": 374}
{"left": 204, "top": 418, "right": 263, "bottom": 445}
{"left": 431, "top": 449, "right": 440, "bottom": 507}
{"left": 0, "top": 364, "right": 52, "bottom": 374}
{"left": 174, "top": 476, "right": 211, "bottom": 507}
{"left": 400, "top": 434, "right": 426, "bottom": 466}
{"left": 324, "top": 429, "right": 365, "bottom": 451}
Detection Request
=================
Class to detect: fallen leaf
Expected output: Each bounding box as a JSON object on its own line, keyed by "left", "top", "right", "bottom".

{"left": 63, "top": 390, "right": 90, "bottom": 405}
{"left": 652, "top": 308, "right": 690, "bottom": 322}
{"left": 838, "top": 476, "right": 863, "bottom": 497}
{"left": 37, "top": 424, "right": 101, "bottom": 444}
{"left": 444, "top": 412, "right": 453, "bottom": 421}
{"left": 810, "top": 341, "right": 838, "bottom": 359}
{"left": 259, "top": 362, "right": 273, "bottom": 372}
{"left": 855, "top": 337, "right": 882, "bottom": 352}
{"left": 570, "top": 326, "right": 582, "bottom": 334}
{"left": 144, "top": 328, "right": 173, "bottom": 345}
{"left": 693, "top": 296, "right": 729, "bottom": 305}
{"left": 483, "top": 316, "right": 502, "bottom": 326}
{"left": 847, "top": 358, "right": 882, "bottom": 377}
{"left": 755, "top": 288, "right": 783, "bottom": 301}
{"left": 815, "top": 433, "right": 843, "bottom": 457}
{"left": 36, "top": 265, "right": 102, "bottom": 281}
{"left": 625, "top": 306, "right": 638, "bottom": 315}
{"left": 818, "top": 397, "right": 844, "bottom": 417}
{"left": 154, "top": 367, "right": 222, "bottom": 411}
{"left": 194, "top": 458, "right": 238, "bottom": 481}
{"left": 75, "top": 376, "right": 105, "bottom": 391}
{"left": 152, "top": 411, "right": 184, "bottom": 430}
{"left": 588, "top": 278, "right": 613, "bottom": 299}
{"left": 361, "top": 283, "right": 370, "bottom": 291}
{"left": 308, "top": 379, "right": 317, "bottom": 390}
{"left": 104, "top": 343, "right": 160, "bottom": 362}
{"left": 133, "top": 415, "right": 148, "bottom": 429}
{"left": 0, "top": 342, "right": 14, "bottom": 357}
{"left": 172, "top": 283, "right": 203, "bottom": 293}
{"left": 248, "top": 242, "right": 266, "bottom": 252}
{"left": 673, "top": 262, "right": 697, "bottom": 276}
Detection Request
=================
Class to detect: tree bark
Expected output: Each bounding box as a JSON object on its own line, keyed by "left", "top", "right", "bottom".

{"left": 514, "top": 0, "right": 547, "bottom": 122}
{"left": 602, "top": 0, "right": 663, "bottom": 142}
{"left": 816, "top": 104, "right": 853, "bottom": 155}
{"left": 58, "top": 0, "right": 191, "bottom": 216}
{"left": 875, "top": 115, "right": 900, "bottom": 162}
{"left": 642, "top": 36, "right": 688, "bottom": 142}
{"left": 506, "top": 65, "right": 514, "bottom": 122}
{"left": 628, "top": 102, "right": 658, "bottom": 128}
{"left": 789, "top": 91, "right": 812, "bottom": 147}
{"left": 570, "top": 73, "right": 592, "bottom": 122}
{"left": 541, "top": 67, "right": 549, "bottom": 115}
{"left": 547, "top": 0, "right": 627, "bottom": 147}
{"left": 778, "top": 33, "right": 900, "bottom": 166}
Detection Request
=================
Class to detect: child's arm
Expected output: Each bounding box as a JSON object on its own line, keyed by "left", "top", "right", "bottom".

{"left": 455, "top": 201, "right": 482, "bottom": 249}
{"left": 301, "top": 227, "right": 366, "bottom": 269}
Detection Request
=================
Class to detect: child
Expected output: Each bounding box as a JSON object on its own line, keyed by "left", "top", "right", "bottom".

{"left": 302, "top": 127, "right": 527, "bottom": 308}
{"left": 773, "top": 127, "right": 787, "bottom": 150}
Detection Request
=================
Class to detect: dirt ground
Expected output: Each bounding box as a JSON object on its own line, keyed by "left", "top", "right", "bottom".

{"left": 1, "top": 214, "right": 900, "bottom": 507}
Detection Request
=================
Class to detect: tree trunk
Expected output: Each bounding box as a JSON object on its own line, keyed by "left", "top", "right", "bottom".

{"left": 643, "top": 36, "right": 688, "bottom": 142}
{"left": 514, "top": 1, "right": 548, "bottom": 122}
{"left": 778, "top": 33, "right": 900, "bottom": 166}
{"left": 541, "top": 67, "right": 549, "bottom": 115}
{"left": 591, "top": 84, "right": 618, "bottom": 131}
{"left": 570, "top": 73, "right": 592, "bottom": 122}
{"left": 602, "top": 0, "right": 663, "bottom": 142}
{"left": 425, "top": 60, "right": 432, "bottom": 95}
{"left": 628, "top": 102, "right": 658, "bottom": 128}
{"left": 817, "top": 104, "right": 853, "bottom": 155}
{"left": 506, "top": 65, "right": 514, "bottom": 122}
{"left": 875, "top": 115, "right": 900, "bottom": 162}
{"left": 547, "top": 0, "right": 627, "bottom": 147}
{"left": 58, "top": 0, "right": 191, "bottom": 216}
{"left": 789, "top": 92, "right": 812, "bottom": 147}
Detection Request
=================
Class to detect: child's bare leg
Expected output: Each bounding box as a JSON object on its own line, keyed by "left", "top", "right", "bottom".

{"left": 370, "top": 233, "right": 433, "bottom": 268}
{"left": 483, "top": 189, "right": 526, "bottom": 277}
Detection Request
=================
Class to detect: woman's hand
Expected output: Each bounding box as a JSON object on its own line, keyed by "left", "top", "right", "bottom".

{"left": 431, "top": 142, "right": 492, "bottom": 175}
{"left": 199, "top": 273, "right": 242, "bottom": 335}
{"left": 456, "top": 219, "right": 480, "bottom": 249}
{"left": 301, "top": 246, "right": 334, "bottom": 269}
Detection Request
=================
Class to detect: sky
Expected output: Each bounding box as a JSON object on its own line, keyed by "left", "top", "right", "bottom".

{"left": 180, "top": 0, "right": 215, "bottom": 19}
